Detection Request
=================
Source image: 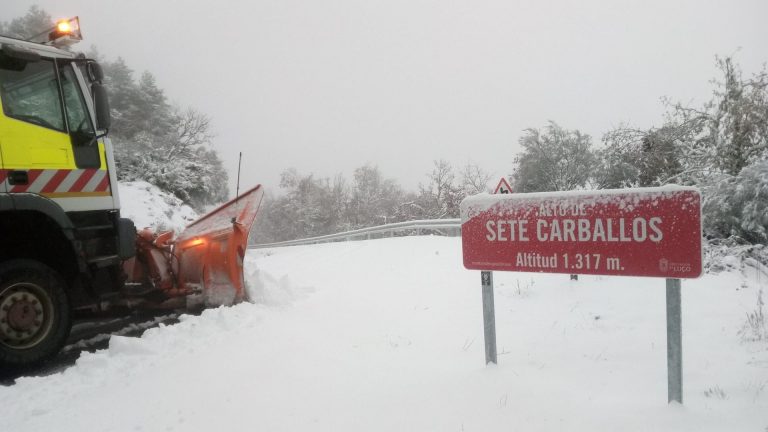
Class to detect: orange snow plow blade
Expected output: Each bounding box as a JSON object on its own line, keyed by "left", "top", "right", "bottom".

{"left": 174, "top": 185, "right": 264, "bottom": 306}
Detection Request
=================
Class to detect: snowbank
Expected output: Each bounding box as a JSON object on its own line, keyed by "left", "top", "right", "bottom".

{"left": 1, "top": 236, "right": 766, "bottom": 431}
{"left": 117, "top": 181, "right": 198, "bottom": 233}
{"left": 705, "top": 237, "right": 768, "bottom": 275}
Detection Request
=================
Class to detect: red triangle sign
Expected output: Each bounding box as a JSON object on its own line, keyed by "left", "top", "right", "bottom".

{"left": 493, "top": 177, "right": 512, "bottom": 194}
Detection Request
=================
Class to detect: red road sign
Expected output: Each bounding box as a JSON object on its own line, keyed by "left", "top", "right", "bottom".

{"left": 494, "top": 177, "right": 512, "bottom": 194}
{"left": 461, "top": 187, "right": 702, "bottom": 278}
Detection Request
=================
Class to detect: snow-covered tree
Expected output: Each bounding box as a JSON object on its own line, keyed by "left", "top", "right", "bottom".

{"left": 0, "top": 6, "right": 51, "bottom": 39}
{"left": 102, "top": 58, "right": 141, "bottom": 136}
{"left": 348, "top": 165, "right": 404, "bottom": 227}
{"left": 702, "top": 160, "right": 768, "bottom": 243}
{"left": 102, "top": 62, "right": 173, "bottom": 140}
{"left": 253, "top": 169, "right": 352, "bottom": 242}
{"left": 513, "top": 122, "right": 597, "bottom": 192}
{"left": 133, "top": 71, "right": 174, "bottom": 137}
{"left": 597, "top": 124, "right": 685, "bottom": 188}
{"left": 666, "top": 56, "right": 768, "bottom": 181}
{"left": 114, "top": 107, "right": 228, "bottom": 211}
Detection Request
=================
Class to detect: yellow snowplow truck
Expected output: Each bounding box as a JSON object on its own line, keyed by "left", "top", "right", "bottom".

{"left": 0, "top": 18, "right": 263, "bottom": 369}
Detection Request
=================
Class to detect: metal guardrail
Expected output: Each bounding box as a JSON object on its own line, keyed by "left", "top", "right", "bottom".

{"left": 250, "top": 218, "right": 461, "bottom": 249}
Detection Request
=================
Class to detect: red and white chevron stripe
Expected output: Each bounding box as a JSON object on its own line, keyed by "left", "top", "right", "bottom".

{"left": 0, "top": 169, "right": 111, "bottom": 196}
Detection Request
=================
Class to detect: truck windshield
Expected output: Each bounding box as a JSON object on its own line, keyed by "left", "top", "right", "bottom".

{"left": 0, "top": 57, "right": 65, "bottom": 131}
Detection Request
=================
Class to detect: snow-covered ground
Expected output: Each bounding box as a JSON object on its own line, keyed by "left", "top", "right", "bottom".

{"left": 118, "top": 181, "right": 198, "bottom": 233}
{"left": 1, "top": 236, "right": 767, "bottom": 431}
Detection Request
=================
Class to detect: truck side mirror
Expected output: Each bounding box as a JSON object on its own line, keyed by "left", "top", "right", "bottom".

{"left": 91, "top": 82, "right": 111, "bottom": 130}
{"left": 87, "top": 61, "right": 104, "bottom": 82}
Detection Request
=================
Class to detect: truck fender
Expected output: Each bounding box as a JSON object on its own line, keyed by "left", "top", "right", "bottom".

{"left": 2, "top": 193, "right": 76, "bottom": 239}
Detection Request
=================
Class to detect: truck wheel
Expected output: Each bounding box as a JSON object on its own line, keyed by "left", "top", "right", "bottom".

{"left": 0, "top": 260, "right": 72, "bottom": 369}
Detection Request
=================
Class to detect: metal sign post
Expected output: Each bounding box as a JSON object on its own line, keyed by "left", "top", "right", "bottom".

{"left": 477, "top": 179, "right": 509, "bottom": 365}
{"left": 666, "top": 278, "right": 682, "bottom": 403}
{"left": 481, "top": 270, "right": 497, "bottom": 364}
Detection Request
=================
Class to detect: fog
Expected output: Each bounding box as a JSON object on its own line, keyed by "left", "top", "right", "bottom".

{"left": 4, "top": 0, "right": 767, "bottom": 192}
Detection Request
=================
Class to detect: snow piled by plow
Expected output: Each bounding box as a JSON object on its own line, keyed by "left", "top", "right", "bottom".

{"left": 118, "top": 181, "right": 199, "bottom": 233}
{"left": 1, "top": 237, "right": 767, "bottom": 431}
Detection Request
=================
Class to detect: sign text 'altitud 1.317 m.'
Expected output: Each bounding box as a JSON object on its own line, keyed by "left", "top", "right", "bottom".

{"left": 460, "top": 186, "right": 702, "bottom": 278}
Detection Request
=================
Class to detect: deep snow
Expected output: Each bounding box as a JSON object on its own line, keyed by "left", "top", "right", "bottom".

{"left": 1, "top": 236, "right": 766, "bottom": 431}
{"left": 117, "top": 181, "right": 199, "bottom": 233}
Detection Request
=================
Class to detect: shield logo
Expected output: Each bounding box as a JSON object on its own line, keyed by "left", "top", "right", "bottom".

{"left": 659, "top": 258, "right": 669, "bottom": 272}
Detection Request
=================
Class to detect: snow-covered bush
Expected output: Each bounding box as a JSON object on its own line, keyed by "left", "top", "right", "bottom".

{"left": 513, "top": 121, "right": 598, "bottom": 192}
{"left": 115, "top": 128, "right": 229, "bottom": 212}
{"left": 704, "top": 237, "right": 768, "bottom": 274}
{"left": 702, "top": 160, "right": 768, "bottom": 243}
{"left": 739, "top": 288, "right": 766, "bottom": 343}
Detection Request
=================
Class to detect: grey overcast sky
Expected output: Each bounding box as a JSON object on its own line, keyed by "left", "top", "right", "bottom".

{"left": 4, "top": 1, "right": 768, "bottom": 193}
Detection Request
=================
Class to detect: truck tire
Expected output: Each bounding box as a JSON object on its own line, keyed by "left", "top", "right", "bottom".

{"left": 0, "top": 260, "right": 72, "bottom": 369}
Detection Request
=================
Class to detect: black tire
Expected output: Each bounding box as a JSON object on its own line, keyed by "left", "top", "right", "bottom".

{"left": 0, "top": 260, "right": 72, "bottom": 369}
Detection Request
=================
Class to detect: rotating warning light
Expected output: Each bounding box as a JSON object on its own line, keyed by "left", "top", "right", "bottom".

{"left": 48, "top": 17, "right": 82, "bottom": 46}
{"left": 57, "top": 20, "right": 72, "bottom": 33}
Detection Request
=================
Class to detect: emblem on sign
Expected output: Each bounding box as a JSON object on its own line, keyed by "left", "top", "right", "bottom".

{"left": 659, "top": 258, "right": 669, "bottom": 272}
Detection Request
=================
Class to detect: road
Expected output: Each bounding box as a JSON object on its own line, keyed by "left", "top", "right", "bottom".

{"left": 0, "top": 311, "right": 183, "bottom": 385}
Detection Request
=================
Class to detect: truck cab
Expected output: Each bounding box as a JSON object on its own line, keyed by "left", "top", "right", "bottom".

{"left": 0, "top": 22, "right": 131, "bottom": 368}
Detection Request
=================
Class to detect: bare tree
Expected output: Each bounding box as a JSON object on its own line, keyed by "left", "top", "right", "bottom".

{"left": 461, "top": 163, "right": 493, "bottom": 195}
{"left": 165, "top": 108, "right": 214, "bottom": 161}
{"left": 418, "top": 160, "right": 464, "bottom": 218}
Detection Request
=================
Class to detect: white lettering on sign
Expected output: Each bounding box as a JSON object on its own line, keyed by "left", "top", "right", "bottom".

{"left": 484, "top": 220, "right": 529, "bottom": 241}
{"left": 487, "top": 217, "right": 663, "bottom": 243}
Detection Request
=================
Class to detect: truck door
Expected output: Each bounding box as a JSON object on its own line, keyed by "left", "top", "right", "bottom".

{"left": 0, "top": 57, "right": 73, "bottom": 192}
{"left": 0, "top": 56, "right": 111, "bottom": 210}
{"left": 59, "top": 62, "right": 101, "bottom": 169}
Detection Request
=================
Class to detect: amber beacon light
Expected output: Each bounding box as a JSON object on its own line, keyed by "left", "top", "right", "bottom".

{"left": 48, "top": 17, "right": 82, "bottom": 46}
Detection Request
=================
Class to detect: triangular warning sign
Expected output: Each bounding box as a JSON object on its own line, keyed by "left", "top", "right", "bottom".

{"left": 493, "top": 177, "right": 512, "bottom": 194}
